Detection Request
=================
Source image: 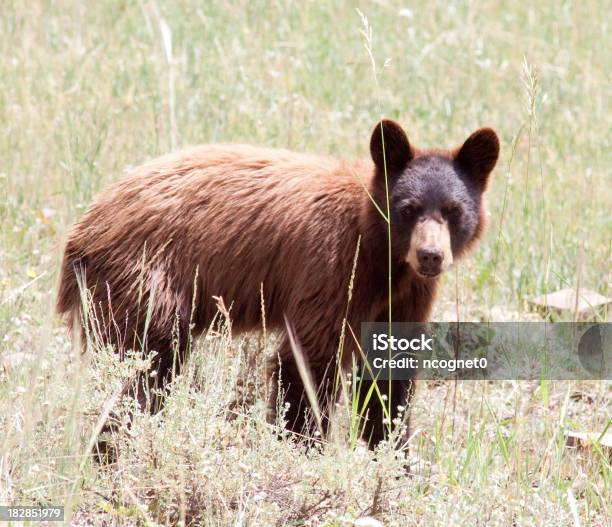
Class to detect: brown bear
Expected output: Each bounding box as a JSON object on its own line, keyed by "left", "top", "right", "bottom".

{"left": 57, "top": 120, "right": 499, "bottom": 447}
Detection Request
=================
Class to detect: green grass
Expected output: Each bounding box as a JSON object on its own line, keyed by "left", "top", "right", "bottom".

{"left": 0, "top": 1, "right": 610, "bottom": 525}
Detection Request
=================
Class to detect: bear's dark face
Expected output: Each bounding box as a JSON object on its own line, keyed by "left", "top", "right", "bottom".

{"left": 370, "top": 120, "right": 499, "bottom": 279}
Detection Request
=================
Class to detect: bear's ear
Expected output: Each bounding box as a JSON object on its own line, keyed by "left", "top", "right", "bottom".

{"left": 370, "top": 119, "right": 414, "bottom": 177}
{"left": 455, "top": 128, "right": 500, "bottom": 188}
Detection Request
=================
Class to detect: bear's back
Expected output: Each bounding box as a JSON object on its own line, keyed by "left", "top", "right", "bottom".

{"left": 58, "top": 144, "right": 372, "bottom": 336}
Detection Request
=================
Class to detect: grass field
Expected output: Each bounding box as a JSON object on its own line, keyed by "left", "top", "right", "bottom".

{"left": 0, "top": 1, "right": 610, "bottom": 525}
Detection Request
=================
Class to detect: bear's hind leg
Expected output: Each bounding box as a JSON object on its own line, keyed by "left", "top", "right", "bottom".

{"left": 94, "top": 333, "right": 189, "bottom": 463}
{"left": 131, "top": 328, "right": 190, "bottom": 414}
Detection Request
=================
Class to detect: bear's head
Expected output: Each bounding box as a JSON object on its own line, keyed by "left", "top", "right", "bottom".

{"left": 369, "top": 119, "right": 499, "bottom": 280}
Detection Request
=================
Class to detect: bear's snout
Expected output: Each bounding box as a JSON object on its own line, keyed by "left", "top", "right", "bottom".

{"left": 405, "top": 217, "right": 453, "bottom": 279}
{"left": 417, "top": 247, "right": 444, "bottom": 276}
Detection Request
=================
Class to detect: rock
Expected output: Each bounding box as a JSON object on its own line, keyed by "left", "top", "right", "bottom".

{"left": 565, "top": 430, "right": 612, "bottom": 460}
{"left": 528, "top": 288, "right": 611, "bottom": 320}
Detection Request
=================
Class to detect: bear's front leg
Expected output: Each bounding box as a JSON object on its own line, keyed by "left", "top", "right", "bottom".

{"left": 266, "top": 338, "right": 337, "bottom": 442}
{"left": 357, "top": 378, "right": 415, "bottom": 448}
{"left": 357, "top": 292, "right": 430, "bottom": 450}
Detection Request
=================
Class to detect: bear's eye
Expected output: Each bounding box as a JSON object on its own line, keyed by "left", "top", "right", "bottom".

{"left": 402, "top": 204, "right": 422, "bottom": 218}
{"left": 442, "top": 203, "right": 462, "bottom": 217}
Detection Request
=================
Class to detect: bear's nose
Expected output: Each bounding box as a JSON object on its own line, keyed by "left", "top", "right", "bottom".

{"left": 417, "top": 247, "right": 444, "bottom": 275}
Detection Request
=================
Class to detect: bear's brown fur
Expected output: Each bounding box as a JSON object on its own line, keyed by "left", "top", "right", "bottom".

{"left": 57, "top": 120, "right": 499, "bottom": 446}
